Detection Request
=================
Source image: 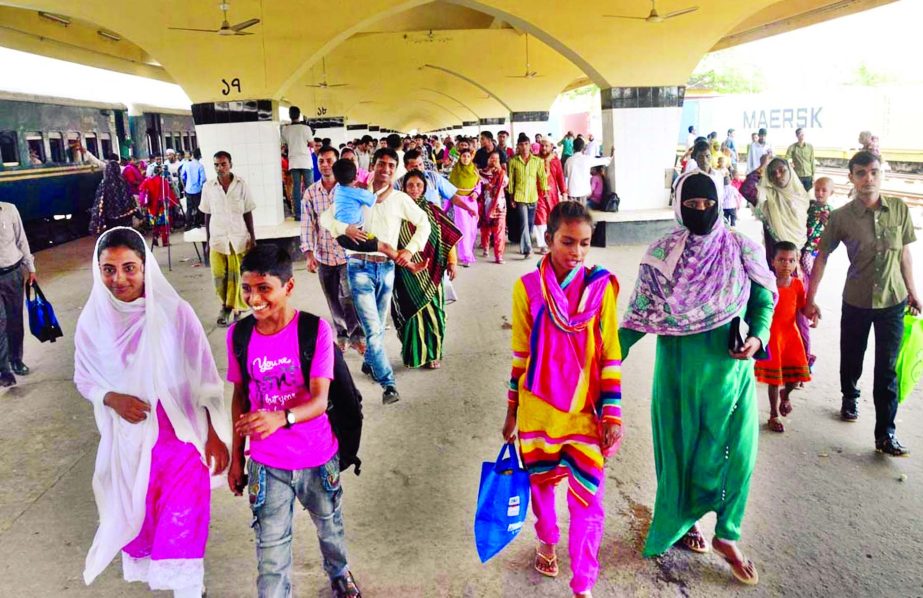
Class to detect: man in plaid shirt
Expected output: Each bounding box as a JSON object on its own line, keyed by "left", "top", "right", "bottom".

{"left": 301, "top": 145, "right": 365, "bottom": 353}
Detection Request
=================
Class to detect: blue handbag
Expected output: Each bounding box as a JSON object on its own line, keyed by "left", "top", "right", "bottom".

{"left": 474, "top": 442, "right": 531, "bottom": 563}
{"left": 27, "top": 281, "right": 63, "bottom": 343}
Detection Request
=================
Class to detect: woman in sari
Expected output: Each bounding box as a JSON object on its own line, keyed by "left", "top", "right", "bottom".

{"left": 75, "top": 227, "right": 231, "bottom": 596}
{"left": 746, "top": 157, "right": 814, "bottom": 362}
{"left": 619, "top": 172, "right": 776, "bottom": 586}
{"left": 392, "top": 170, "right": 463, "bottom": 369}
{"left": 90, "top": 160, "right": 138, "bottom": 235}
{"left": 448, "top": 147, "right": 481, "bottom": 266}
{"left": 533, "top": 139, "right": 567, "bottom": 255}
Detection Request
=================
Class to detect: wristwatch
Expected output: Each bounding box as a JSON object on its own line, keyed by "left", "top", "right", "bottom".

{"left": 284, "top": 409, "right": 296, "bottom": 428}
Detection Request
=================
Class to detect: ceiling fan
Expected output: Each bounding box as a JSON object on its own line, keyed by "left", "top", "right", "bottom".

{"left": 604, "top": 0, "right": 698, "bottom": 23}
{"left": 507, "top": 34, "right": 542, "bottom": 79}
{"left": 169, "top": 2, "right": 259, "bottom": 36}
{"left": 306, "top": 58, "right": 348, "bottom": 89}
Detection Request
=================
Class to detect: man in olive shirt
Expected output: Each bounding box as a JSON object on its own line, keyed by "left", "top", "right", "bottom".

{"left": 805, "top": 151, "right": 919, "bottom": 456}
{"left": 786, "top": 128, "right": 816, "bottom": 192}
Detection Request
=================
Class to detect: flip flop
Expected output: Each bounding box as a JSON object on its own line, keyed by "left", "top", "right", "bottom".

{"left": 534, "top": 548, "right": 558, "bottom": 578}
{"left": 713, "top": 539, "right": 759, "bottom": 586}
{"left": 678, "top": 527, "right": 710, "bottom": 554}
{"left": 768, "top": 416, "right": 785, "bottom": 433}
{"left": 779, "top": 389, "right": 794, "bottom": 417}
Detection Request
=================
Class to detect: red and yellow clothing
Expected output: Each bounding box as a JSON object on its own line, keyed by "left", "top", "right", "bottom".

{"left": 755, "top": 278, "right": 811, "bottom": 385}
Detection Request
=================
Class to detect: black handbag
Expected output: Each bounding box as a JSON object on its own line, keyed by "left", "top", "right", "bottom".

{"left": 27, "top": 281, "right": 64, "bottom": 343}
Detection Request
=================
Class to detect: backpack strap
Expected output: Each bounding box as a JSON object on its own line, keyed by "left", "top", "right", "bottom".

{"left": 296, "top": 311, "right": 320, "bottom": 385}
{"left": 231, "top": 314, "right": 258, "bottom": 387}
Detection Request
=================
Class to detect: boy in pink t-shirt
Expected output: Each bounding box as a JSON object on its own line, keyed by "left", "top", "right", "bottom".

{"left": 226, "top": 244, "right": 361, "bottom": 598}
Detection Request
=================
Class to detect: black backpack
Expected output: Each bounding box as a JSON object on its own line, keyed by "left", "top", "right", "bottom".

{"left": 231, "top": 311, "right": 364, "bottom": 475}
{"left": 603, "top": 192, "right": 620, "bottom": 213}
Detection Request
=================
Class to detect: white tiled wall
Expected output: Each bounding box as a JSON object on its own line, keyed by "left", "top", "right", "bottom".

{"left": 317, "top": 125, "right": 348, "bottom": 149}
{"left": 511, "top": 120, "right": 551, "bottom": 142}
{"left": 194, "top": 121, "right": 284, "bottom": 227}
{"left": 602, "top": 106, "right": 682, "bottom": 211}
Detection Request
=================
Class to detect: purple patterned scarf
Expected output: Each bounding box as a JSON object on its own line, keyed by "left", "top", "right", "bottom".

{"left": 622, "top": 172, "right": 777, "bottom": 336}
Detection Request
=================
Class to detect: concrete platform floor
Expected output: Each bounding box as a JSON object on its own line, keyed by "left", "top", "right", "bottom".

{"left": 1, "top": 216, "right": 922, "bottom": 597}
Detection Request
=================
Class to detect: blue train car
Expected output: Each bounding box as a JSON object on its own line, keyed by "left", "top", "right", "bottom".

{"left": 0, "top": 92, "right": 196, "bottom": 248}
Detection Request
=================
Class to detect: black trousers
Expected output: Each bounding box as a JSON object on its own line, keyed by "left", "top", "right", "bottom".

{"left": 840, "top": 300, "right": 905, "bottom": 440}
{"left": 317, "top": 262, "right": 363, "bottom": 342}
{"left": 0, "top": 267, "right": 24, "bottom": 372}
{"left": 186, "top": 192, "right": 203, "bottom": 229}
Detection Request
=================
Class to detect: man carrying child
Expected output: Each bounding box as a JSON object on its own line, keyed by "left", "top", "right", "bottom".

{"left": 320, "top": 148, "right": 431, "bottom": 405}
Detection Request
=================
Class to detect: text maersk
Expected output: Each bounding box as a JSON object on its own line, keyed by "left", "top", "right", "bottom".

{"left": 743, "top": 107, "right": 823, "bottom": 130}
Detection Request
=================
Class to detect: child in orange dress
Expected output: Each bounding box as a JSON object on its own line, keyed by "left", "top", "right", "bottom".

{"left": 755, "top": 241, "right": 812, "bottom": 433}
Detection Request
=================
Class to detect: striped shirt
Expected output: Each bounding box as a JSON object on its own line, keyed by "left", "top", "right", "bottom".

{"left": 507, "top": 154, "right": 548, "bottom": 204}
{"left": 301, "top": 179, "right": 348, "bottom": 266}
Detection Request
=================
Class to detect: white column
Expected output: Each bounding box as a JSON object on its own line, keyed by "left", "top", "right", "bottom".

{"left": 192, "top": 100, "right": 284, "bottom": 227}
{"left": 509, "top": 111, "right": 550, "bottom": 144}
{"left": 347, "top": 124, "right": 368, "bottom": 144}
{"left": 309, "top": 117, "right": 347, "bottom": 149}
{"left": 600, "top": 86, "right": 683, "bottom": 211}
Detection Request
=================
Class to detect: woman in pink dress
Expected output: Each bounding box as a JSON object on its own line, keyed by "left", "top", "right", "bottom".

{"left": 75, "top": 227, "right": 231, "bottom": 597}
{"left": 448, "top": 147, "right": 482, "bottom": 266}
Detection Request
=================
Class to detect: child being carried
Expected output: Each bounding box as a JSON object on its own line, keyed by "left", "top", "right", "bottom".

{"left": 331, "top": 158, "right": 427, "bottom": 274}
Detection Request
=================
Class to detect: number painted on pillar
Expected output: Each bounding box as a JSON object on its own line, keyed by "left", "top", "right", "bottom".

{"left": 221, "top": 78, "right": 242, "bottom": 96}
{"left": 316, "top": 106, "right": 327, "bottom": 116}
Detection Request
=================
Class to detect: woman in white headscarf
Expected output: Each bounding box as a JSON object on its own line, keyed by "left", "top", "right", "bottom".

{"left": 74, "top": 227, "right": 231, "bottom": 597}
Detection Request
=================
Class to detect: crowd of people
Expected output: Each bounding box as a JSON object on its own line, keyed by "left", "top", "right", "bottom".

{"left": 0, "top": 107, "right": 895, "bottom": 598}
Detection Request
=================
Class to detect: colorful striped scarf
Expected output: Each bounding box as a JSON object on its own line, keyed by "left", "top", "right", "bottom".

{"left": 522, "top": 256, "right": 615, "bottom": 413}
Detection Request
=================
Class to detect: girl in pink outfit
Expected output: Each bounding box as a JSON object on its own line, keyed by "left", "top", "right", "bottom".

{"left": 448, "top": 147, "right": 481, "bottom": 266}
{"left": 75, "top": 227, "right": 231, "bottom": 597}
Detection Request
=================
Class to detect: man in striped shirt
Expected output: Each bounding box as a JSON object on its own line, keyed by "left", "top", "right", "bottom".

{"left": 301, "top": 145, "right": 364, "bottom": 353}
{"left": 507, "top": 133, "right": 548, "bottom": 257}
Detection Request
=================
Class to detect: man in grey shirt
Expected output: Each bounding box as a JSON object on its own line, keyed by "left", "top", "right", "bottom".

{"left": 0, "top": 202, "right": 36, "bottom": 386}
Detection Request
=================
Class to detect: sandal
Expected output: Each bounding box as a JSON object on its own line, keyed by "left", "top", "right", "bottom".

{"left": 779, "top": 389, "right": 793, "bottom": 417}
{"left": 678, "top": 526, "right": 709, "bottom": 554}
{"left": 768, "top": 416, "right": 784, "bottom": 433}
{"left": 216, "top": 310, "right": 230, "bottom": 328}
{"left": 534, "top": 547, "right": 559, "bottom": 578}
{"left": 426, "top": 360, "right": 441, "bottom": 370}
{"left": 712, "top": 538, "right": 759, "bottom": 586}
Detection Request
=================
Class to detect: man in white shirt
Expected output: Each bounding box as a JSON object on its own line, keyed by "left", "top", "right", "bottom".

{"left": 584, "top": 134, "right": 601, "bottom": 158}
{"left": 747, "top": 128, "right": 770, "bottom": 174}
{"left": 356, "top": 136, "right": 374, "bottom": 171}
{"left": 564, "top": 137, "right": 611, "bottom": 204}
{"left": 686, "top": 126, "right": 697, "bottom": 149}
{"left": 280, "top": 106, "right": 314, "bottom": 221}
{"left": 320, "top": 148, "right": 430, "bottom": 405}
{"left": 200, "top": 150, "right": 257, "bottom": 327}
{"left": 0, "top": 202, "right": 36, "bottom": 387}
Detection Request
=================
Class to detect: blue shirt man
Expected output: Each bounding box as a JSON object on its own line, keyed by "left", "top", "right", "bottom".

{"left": 393, "top": 149, "right": 458, "bottom": 206}
{"left": 181, "top": 156, "right": 207, "bottom": 194}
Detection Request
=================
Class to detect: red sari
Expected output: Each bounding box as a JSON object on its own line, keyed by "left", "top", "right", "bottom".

{"left": 535, "top": 155, "right": 566, "bottom": 225}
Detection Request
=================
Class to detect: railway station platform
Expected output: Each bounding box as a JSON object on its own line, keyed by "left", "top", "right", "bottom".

{"left": 1, "top": 216, "right": 922, "bottom": 597}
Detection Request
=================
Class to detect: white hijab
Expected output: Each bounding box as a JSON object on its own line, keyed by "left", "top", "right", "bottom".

{"left": 74, "top": 227, "right": 230, "bottom": 584}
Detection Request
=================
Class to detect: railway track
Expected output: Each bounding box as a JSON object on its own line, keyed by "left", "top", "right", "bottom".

{"left": 816, "top": 167, "right": 923, "bottom": 206}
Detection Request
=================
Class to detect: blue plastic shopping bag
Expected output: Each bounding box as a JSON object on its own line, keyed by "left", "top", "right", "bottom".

{"left": 474, "top": 443, "right": 530, "bottom": 563}
{"left": 27, "top": 281, "right": 63, "bottom": 343}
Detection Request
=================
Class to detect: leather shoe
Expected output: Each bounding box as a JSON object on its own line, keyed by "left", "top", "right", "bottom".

{"left": 11, "top": 361, "right": 29, "bottom": 376}
{"left": 876, "top": 435, "right": 909, "bottom": 457}
{"left": 840, "top": 398, "right": 858, "bottom": 422}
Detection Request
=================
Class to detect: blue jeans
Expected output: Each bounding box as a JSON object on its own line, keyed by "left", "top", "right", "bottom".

{"left": 517, "top": 202, "right": 536, "bottom": 255}
{"left": 290, "top": 168, "right": 312, "bottom": 221}
{"left": 249, "top": 456, "right": 349, "bottom": 597}
{"left": 347, "top": 257, "right": 396, "bottom": 388}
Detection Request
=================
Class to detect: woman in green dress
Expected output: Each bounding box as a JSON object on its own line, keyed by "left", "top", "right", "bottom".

{"left": 619, "top": 172, "right": 777, "bottom": 586}
{"left": 392, "top": 170, "right": 463, "bottom": 369}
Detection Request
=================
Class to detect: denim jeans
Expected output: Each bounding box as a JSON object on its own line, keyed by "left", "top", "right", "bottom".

{"left": 347, "top": 257, "right": 396, "bottom": 388}
{"left": 840, "top": 300, "right": 905, "bottom": 440}
{"left": 517, "top": 202, "right": 536, "bottom": 255}
{"left": 289, "top": 169, "right": 312, "bottom": 221}
{"left": 249, "top": 456, "right": 349, "bottom": 597}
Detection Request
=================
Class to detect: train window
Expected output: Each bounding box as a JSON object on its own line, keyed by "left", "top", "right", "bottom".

{"left": 191, "top": 134, "right": 197, "bottom": 150}
{"left": 164, "top": 134, "right": 174, "bottom": 151}
{"left": 183, "top": 133, "right": 191, "bottom": 151}
{"left": 100, "top": 133, "right": 112, "bottom": 158}
{"left": 85, "top": 133, "right": 99, "bottom": 158}
{"left": 48, "top": 132, "right": 65, "bottom": 163}
{"left": 25, "top": 133, "right": 45, "bottom": 164}
{"left": 66, "top": 132, "right": 80, "bottom": 162}
{"left": 174, "top": 133, "right": 182, "bottom": 150}
{"left": 0, "top": 131, "right": 18, "bottom": 166}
